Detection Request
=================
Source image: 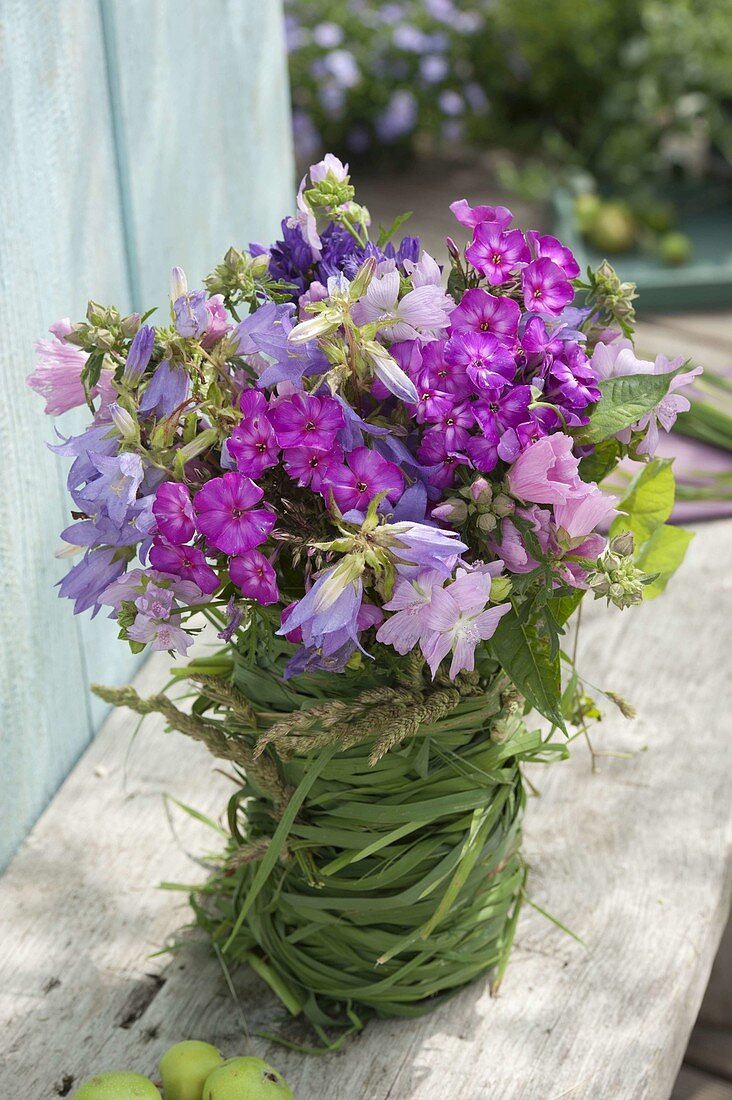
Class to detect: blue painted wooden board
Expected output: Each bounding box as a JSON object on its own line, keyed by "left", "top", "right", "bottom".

{"left": 0, "top": 0, "right": 294, "bottom": 871}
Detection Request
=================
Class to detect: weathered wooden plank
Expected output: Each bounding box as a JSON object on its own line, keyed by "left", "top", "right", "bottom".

{"left": 0, "top": 0, "right": 139, "bottom": 871}
{"left": 1, "top": 522, "right": 730, "bottom": 1097}
{"left": 701, "top": 920, "right": 732, "bottom": 1028}
{"left": 636, "top": 318, "right": 732, "bottom": 371}
{"left": 100, "top": 0, "right": 295, "bottom": 305}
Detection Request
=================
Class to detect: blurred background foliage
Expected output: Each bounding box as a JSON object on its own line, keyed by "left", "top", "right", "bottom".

{"left": 286, "top": 0, "right": 732, "bottom": 201}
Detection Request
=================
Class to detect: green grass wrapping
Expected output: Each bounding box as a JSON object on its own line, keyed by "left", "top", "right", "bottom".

{"left": 185, "top": 659, "right": 567, "bottom": 1035}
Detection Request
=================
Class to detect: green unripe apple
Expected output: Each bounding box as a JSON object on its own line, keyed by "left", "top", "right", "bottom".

{"left": 203, "top": 1057, "right": 293, "bottom": 1100}
{"left": 72, "top": 1073, "right": 161, "bottom": 1099}
{"left": 573, "top": 192, "right": 602, "bottom": 234}
{"left": 658, "top": 231, "right": 692, "bottom": 266}
{"left": 160, "top": 1040, "right": 224, "bottom": 1100}
{"left": 585, "top": 201, "right": 637, "bottom": 254}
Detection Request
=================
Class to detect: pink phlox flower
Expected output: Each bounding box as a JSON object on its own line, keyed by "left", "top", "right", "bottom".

{"left": 322, "top": 446, "right": 404, "bottom": 512}
{"left": 229, "top": 548, "right": 279, "bottom": 605}
{"left": 527, "top": 231, "right": 580, "bottom": 279}
{"left": 466, "top": 223, "right": 530, "bottom": 286}
{"left": 445, "top": 331, "right": 516, "bottom": 396}
{"left": 448, "top": 288, "right": 520, "bottom": 345}
{"left": 194, "top": 472, "right": 276, "bottom": 556}
{"left": 152, "top": 482, "right": 196, "bottom": 545}
{"left": 375, "top": 570, "right": 445, "bottom": 655}
{"left": 449, "top": 199, "right": 513, "bottom": 230}
{"left": 267, "top": 391, "right": 344, "bottom": 450}
{"left": 522, "top": 258, "right": 574, "bottom": 316}
{"left": 283, "top": 441, "right": 343, "bottom": 490}
{"left": 421, "top": 571, "right": 510, "bottom": 679}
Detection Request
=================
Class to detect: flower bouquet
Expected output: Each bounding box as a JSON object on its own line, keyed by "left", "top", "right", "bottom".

{"left": 30, "top": 154, "right": 697, "bottom": 1042}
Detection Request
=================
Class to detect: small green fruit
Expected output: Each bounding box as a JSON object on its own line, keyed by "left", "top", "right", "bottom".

{"left": 203, "top": 1057, "right": 294, "bottom": 1100}
{"left": 658, "top": 231, "right": 692, "bottom": 266}
{"left": 573, "top": 192, "right": 602, "bottom": 233}
{"left": 160, "top": 1040, "right": 224, "bottom": 1100}
{"left": 637, "top": 199, "right": 676, "bottom": 234}
{"left": 585, "top": 201, "right": 636, "bottom": 254}
{"left": 72, "top": 1073, "right": 161, "bottom": 1099}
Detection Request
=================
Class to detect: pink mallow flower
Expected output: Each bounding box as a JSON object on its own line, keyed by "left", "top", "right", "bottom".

{"left": 127, "top": 614, "right": 192, "bottom": 655}
{"left": 148, "top": 539, "right": 220, "bottom": 594}
{"left": 590, "top": 340, "right": 702, "bottom": 457}
{"left": 553, "top": 484, "right": 617, "bottom": 547}
{"left": 420, "top": 570, "right": 510, "bottom": 679}
{"left": 28, "top": 319, "right": 109, "bottom": 416}
{"left": 194, "top": 472, "right": 276, "bottom": 556}
{"left": 152, "top": 482, "right": 196, "bottom": 545}
{"left": 375, "top": 570, "right": 445, "bottom": 655}
{"left": 201, "top": 294, "right": 232, "bottom": 349}
{"left": 353, "top": 269, "right": 453, "bottom": 342}
{"left": 229, "top": 549, "right": 279, "bottom": 605}
{"left": 507, "top": 433, "right": 584, "bottom": 506}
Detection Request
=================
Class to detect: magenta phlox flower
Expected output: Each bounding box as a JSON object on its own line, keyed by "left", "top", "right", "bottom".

{"left": 153, "top": 482, "right": 196, "bottom": 544}
{"left": 449, "top": 199, "right": 512, "bottom": 230}
{"left": 507, "top": 433, "right": 585, "bottom": 505}
{"left": 466, "top": 427, "right": 499, "bottom": 474}
{"left": 527, "top": 231, "right": 580, "bottom": 279}
{"left": 466, "top": 223, "right": 530, "bottom": 285}
{"left": 228, "top": 416, "right": 280, "bottom": 478}
{"left": 473, "top": 384, "right": 533, "bottom": 438}
{"left": 194, "top": 472, "right": 276, "bottom": 555}
{"left": 420, "top": 571, "right": 510, "bottom": 678}
{"left": 322, "top": 446, "right": 404, "bottom": 512}
{"left": 283, "top": 441, "right": 343, "bottom": 490}
{"left": 28, "top": 319, "right": 102, "bottom": 416}
{"left": 149, "top": 538, "right": 220, "bottom": 593}
{"left": 417, "top": 338, "right": 469, "bottom": 397}
{"left": 446, "top": 331, "right": 516, "bottom": 395}
{"left": 417, "top": 430, "right": 470, "bottom": 487}
{"left": 426, "top": 401, "right": 474, "bottom": 449}
{"left": 375, "top": 570, "right": 445, "bottom": 654}
{"left": 522, "top": 259, "right": 574, "bottom": 316}
{"left": 448, "top": 289, "right": 520, "bottom": 345}
{"left": 230, "top": 549, "right": 279, "bottom": 605}
{"left": 267, "top": 391, "right": 344, "bottom": 450}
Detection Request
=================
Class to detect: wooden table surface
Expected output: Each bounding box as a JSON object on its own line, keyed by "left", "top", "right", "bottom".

{"left": 1, "top": 516, "right": 731, "bottom": 1098}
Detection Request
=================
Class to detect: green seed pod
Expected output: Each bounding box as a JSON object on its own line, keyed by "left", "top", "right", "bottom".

{"left": 72, "top": 1072, "right": 161, "bottom": 1099}
{"left": 203, "top": 1057, "right": 293, "bottom": 1100}
{"left": 160, "top": 1040, "right": 224, "bottom": 1100}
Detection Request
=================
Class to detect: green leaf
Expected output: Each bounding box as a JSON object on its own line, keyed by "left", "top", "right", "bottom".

{"left": 610, "top": 458, "right": 675, "bottom": 544}
{"left": 578, "top": 370, "right": 681, "bottom": 445}
{"left": 376, "top": 210, "right": 413, "bottom": 248}
{"left": 578, "top": 438, "right": 621, "bottom": 483}
{"left": 635, "top": 524, "right": 694, "bottom": 598}
{"left": 548, "top": 589, "right": 585, "bottom": 628}
{"left": 490, "top": 610, "right": 566, "bottom": 732}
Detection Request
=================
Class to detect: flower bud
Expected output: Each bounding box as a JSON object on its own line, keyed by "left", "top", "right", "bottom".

{"left": 250, "top": 252, "right": 270, "bottom": 277}
{"left": 469, "top": 477, "right": 492, "bottom": 504}
{"left": 610, "top": 530, "right": 634, "bottom": 558}
{"left": 108, "top": 402, "right": 139, "bottom": 442}
{"left": 431, "top": 498, "right": 468, "bottom": 524}
{"left": 122, "top": 325, "right": 155, "bottom": 385}
{"left": 176, "top": 427, "right": 219, "bottom": 465}
{"left": 119, "top": 312, "right": 141, "bottom": 339}
{"left": 492, "top": 492, "right": 514, "bottom": 518}
{"left": 476, "top": 512, "right": 497, "bottom": 534}
{"left": 170, "top": 266, "right": 188, "bottom": 300}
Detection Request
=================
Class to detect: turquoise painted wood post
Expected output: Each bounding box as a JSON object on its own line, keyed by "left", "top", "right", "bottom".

{"left": 0, "top": 0, "right": 294, "bottom": 871}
